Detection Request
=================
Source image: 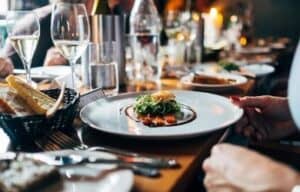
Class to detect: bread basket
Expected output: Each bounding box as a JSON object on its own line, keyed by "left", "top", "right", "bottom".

{"left": 0, "top": 88, "right": 79, "bottom": 141}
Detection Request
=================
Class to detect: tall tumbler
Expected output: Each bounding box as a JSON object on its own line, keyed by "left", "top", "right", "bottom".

{"left": 81, "top": 14, "right": 126, "bottom": 87}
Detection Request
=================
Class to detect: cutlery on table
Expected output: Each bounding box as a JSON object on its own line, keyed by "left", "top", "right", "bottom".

{"left": 0, "top": 152, "right": 160, "bottom": 177}
{"left": 35, "top": 131, "right": 179, "bottom": 169}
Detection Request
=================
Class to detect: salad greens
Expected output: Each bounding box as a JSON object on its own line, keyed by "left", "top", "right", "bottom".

{"left": 218, "top": 60, "right": 240, "bottom": 71}
{"left": 133, "top": 95, "right": 181, "bottom": 116}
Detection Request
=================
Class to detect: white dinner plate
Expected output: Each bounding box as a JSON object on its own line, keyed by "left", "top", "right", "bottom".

{"left": 42, "top": 150, "right": 133, "bottom": 192}
{"left": 180, "top": 72, "right": 248, "bottom": 92}
{"left": 80, "top": 90, "right": 243, "bottom": 139}
{"left": 31, "top": 66, "right": 71, "bottom": 77}
{"left": 241, "top": 64, "right": 275, "bottom": 77}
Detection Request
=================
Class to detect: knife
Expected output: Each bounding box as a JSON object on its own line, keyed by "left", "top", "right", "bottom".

{"left": 0, "top": 152, "right": 160, "bottom": 177}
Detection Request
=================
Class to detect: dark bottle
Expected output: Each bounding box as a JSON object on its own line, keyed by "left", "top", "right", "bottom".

{"left": 92, "top": 0, "right": 111, "bottom": 15}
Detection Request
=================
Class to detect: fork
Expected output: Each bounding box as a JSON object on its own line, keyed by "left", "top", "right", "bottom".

{"left": 35, "top": 131, "right": 178, "bottom": 169}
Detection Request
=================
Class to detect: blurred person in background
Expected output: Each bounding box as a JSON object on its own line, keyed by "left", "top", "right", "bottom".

{"left": 0, "top": 0, "right": 120, "bottom": 78}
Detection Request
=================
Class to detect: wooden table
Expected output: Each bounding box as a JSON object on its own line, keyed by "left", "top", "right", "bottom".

{"left": 1, "top": 76, "right": 256, "bottom": 192}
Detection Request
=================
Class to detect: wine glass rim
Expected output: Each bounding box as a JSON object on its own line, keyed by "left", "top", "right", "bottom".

{"left": 7, "top": 10, "right": 39, "bottom": 16}
{"left": 54, "top": 2, "right": 86, "bottom": 7}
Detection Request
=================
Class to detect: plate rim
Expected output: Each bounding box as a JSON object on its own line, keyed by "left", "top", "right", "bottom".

{"left": 241, "top": 64, "right": 275, "bottom": 77}
{"left": 80, "top": 90, "right": 244, "bottom": 140}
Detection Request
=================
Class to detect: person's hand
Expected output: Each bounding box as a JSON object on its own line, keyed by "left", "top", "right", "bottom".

{"left": 203, "top": 144, "right": 300, "bottom": 192}
{"left": 43, "top": 47, "right": 68, "bottom": 66}
{"left": 231, "top": 96, "right": 298, "bottom": 140}
{"left": 0, "top": 57, "right": 14, "bottom": 78}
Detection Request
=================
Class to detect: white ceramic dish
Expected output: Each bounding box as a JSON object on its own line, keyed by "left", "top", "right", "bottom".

{"left": 80, "top": 90, "right": 243, "bottom": 139}
{"left": 241, "top": 64, "right": 275, "bottom": 77}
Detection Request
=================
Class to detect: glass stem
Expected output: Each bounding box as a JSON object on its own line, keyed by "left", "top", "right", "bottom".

{"left": 186, "top": 44, "right": 192, "bottom": 65}
{"left": 70, "top": 59, "right": 77, "bottom": 91}
{"left": 24, "top": 60, "right": 32, "bottom": 85}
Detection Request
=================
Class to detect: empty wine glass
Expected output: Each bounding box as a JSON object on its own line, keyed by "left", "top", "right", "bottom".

{"left": 164, "top": 10, "right": 182, "bottom": 42}
{"left": 51, "top": 2, "right": 90, "bottom": 91}
{"left": 6, "top": 11, "right": 40, "bottom": 84}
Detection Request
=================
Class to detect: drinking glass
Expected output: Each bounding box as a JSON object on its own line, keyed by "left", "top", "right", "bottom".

{"left": 164, "top": 11, "right": 182, "bottom": 42}
{"left": 89, "top": 42, "right": 119, "bottom": 96}
{"left": 6, "top": 11, "right": 40, "bottom": 84}
{"left": 51, "top": 3, "right": 90, "bottom": 91}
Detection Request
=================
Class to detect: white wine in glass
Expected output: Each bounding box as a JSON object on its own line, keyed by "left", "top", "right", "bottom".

{"left": 9, "top": 35, "right": 39, "bottom": 63}
{"left": 6, "top": 11, "right": 40, "bottom": 84}
{"left": 54, "top": 40, "right": 88, "bottom": 60}
{"left": 51, "top": 3, "right": 90, "bottom": 91}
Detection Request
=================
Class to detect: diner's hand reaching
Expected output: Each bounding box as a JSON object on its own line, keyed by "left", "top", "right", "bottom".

{"left": 203, "top": 144, "right": 300, "bottom": 192}
{"left": 43, "top": 47, "right": 68, "bottom": 66}
{"left": 231, "top": 96, "right": 298, "bottom": 140}
{"left": 0, "top": 57, "right": 14, "bottom": 78}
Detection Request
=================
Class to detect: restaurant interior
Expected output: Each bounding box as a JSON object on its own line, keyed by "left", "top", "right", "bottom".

{"left": 0, "top": 0, "right": 300, "bottom": 191}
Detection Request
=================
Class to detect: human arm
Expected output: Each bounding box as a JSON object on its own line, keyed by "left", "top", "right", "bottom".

{"left": 43, "top": 47, "right": 68, "bottom": 66}
{"left": 231, "top": 96, "right": 298, "bottom": 140}
{"left": 203, "top": 144, "right": 300, "bottom": 192}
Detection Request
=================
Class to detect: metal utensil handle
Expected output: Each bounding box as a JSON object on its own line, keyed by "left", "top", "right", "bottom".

{"left": 120, "top": 164, "right": 160, "bottom": 177}
{"left": 87, "top": 146, "right": 178, "bottom": 168}
{"left": 82, "top": 156, "right": 160, "bottom": 177}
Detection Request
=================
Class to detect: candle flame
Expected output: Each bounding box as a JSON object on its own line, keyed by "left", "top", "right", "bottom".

{"left": 210, "top": 8, "right": 218, "bottom": 17}
{"left": 240, "top": 37, "right": 248, "bottom": 46}
{"left": 230, "top": 15, "right": 238, "bottom": 23}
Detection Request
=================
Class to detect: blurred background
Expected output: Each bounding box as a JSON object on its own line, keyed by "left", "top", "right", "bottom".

{"left": 0, "top": 0, "right": 299, "bottom": 42}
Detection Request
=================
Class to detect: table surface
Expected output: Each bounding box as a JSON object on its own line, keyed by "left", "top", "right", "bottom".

{"left": 1, "top": 76, "right": 256, "bottom": 192}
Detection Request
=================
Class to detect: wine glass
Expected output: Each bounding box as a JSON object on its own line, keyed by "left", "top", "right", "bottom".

{"left": 51, "top": 2, "right": 90, "bottom": 91}
{"left": 164, "top": 10, "right": 182, "bottom": 42}
{"left": 6, "top": 11, "right": 40, "bottom": 84}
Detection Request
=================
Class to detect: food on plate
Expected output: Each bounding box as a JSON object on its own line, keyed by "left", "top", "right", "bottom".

{"left": 193, "top": 74, "right": 236, "bottom": 85}
{"left": 218, "top": 60, "right": 240, "bottom": 71}
{"left": 0, "top": 75, "right": 60, "bottom": 116}
{"left": 133, "top": 91, "right": 181, "bottom": 126}
{"left": 0, "top": 156, "right": 60, "bottom": 192}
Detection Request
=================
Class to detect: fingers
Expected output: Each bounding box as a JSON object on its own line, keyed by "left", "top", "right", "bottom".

{"left": 230, "top": 96, "right": 270, "bottom": 109}
{"left": 203, "top": 144, "right": 253, "bottom": 191}
{"left": 245, "top": 108, "right": 270, "bottom": 140}
{"left": 235, "top": 116, "right": 248, "bottom": 134}
{"left": 0, "top": 58, "right": 14, "bottom": 78}
{"left": 44, "top": 48, "right": 67, "bottom": 66}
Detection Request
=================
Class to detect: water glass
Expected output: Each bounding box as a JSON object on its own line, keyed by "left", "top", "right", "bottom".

{"left": 88, "top": 42, "right": 119, "bottom": 96}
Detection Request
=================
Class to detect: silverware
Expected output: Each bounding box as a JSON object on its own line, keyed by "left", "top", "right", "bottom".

{"left": 35, "top": 131, "right": 178, "bottom": 169}
{"left": 1, "top": 152, "right": 159, "bottom": 177}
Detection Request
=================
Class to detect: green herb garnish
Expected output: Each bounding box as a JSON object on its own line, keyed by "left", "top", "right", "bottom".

{"left": 133, "top": 95, "right": 181, "bottom": 116}
{"left": 218, "top": 60, "right": 239, "bottom": 71}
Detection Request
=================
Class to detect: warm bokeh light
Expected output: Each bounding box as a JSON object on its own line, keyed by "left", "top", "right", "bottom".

{"left": 240, "top": 36, "right": 248, "bottom": 46}
{"left": 192, "top": 12, "right": 200, "bottom": 22}
{"left": 230, "top": 15, "right": 238, "bottom": 23}
{"left": 209, "top": 8, "right": 218, "bottom": 17}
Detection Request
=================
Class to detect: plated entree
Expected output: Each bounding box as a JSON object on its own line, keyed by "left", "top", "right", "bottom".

{"left": 133, "top": 91, "right": 182, "bottom": 126}
{"left": 192, "top": 74, "right": 236, "bottom": 85}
